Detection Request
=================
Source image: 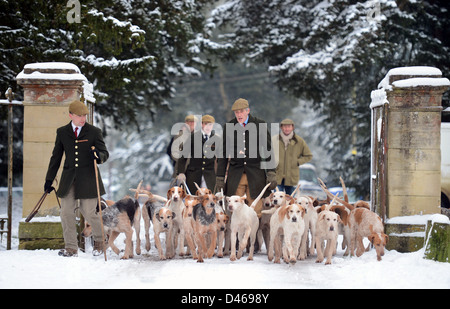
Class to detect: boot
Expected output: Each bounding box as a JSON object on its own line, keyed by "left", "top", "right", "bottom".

{"left": 92, "top": 240, "right": 105, "bottom": 256}
{"left": 58, "top": 248, "right": 78, "bottom": 257}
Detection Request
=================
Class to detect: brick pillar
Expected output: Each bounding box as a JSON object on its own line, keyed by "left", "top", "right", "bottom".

{"left": 16, "top": 62, "right": 88, "bottom": 249}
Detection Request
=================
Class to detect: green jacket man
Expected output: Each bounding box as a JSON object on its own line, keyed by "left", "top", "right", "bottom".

{"left": 273, "top": 118, "right": 312, "bottom": 195}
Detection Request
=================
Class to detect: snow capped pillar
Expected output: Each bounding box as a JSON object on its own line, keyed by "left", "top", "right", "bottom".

{"left": 371, "top": 66, "right": 450, "bottom": 221}
{"left": 16, "top": 62, "right": 89, "bottom": 249}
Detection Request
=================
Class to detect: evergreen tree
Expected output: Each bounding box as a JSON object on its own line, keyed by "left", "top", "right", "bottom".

{"left": 209, "top": 0, "right": 450, "bottom": 196}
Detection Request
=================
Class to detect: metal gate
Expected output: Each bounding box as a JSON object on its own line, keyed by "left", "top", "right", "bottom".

{"left": 370, "top": 89, "right": 389, "bottom": 221}
{"left": 0, "top": 87, "right": 22, "bottom": 250}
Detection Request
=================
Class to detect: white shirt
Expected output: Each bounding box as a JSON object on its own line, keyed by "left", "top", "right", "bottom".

{"left": 71, "top": 122, "right": 83, "bottom": 136}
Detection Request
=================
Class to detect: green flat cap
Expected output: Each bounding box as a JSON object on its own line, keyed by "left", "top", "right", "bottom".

{"left": 69, "top": 100, "right": 89, "bottom": 115}
{"left": 231, "top": 98, "right": 249, "bottom": 111}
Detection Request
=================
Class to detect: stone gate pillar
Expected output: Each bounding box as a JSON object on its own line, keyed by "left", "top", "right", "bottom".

{"left": 16, "top": 62, "right": 89, "bottom": 249}
{"left": 372, "top": 66, "right": 450, "bottom": 217}
{"left": 370, "top": 66, "right": 450, "bottom": 252}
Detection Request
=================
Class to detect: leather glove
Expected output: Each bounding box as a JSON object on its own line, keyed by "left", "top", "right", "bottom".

{"left": 215, "top": 176, "right": 225, "bottom": 193}
{"left": 44, "top": 180, "right": 54, "bottom": 193}
{"left": 266, "top": 171, "right": 277, "bottom": 190}
{"left": 176, "top": 173, "right": 186, "bottom": 186}
{"left": 90, "top": 148, "right": 101, "bottom": 163}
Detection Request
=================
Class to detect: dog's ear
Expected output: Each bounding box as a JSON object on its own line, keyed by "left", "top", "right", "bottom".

{"left": 171, "top": 211, "right": 176, "bottom": 219}
{"left": 384, "top": 233, "right": 389, "bottom": 244}
{"left": 180, "top": 188, "right": 186, "bottom": 199}
{"left": 167, "top": 188, "right": 173, "bottom": 200}
{"left": 240, "top": 194, "right": 247, "bottom": 202}
{"left": 309, "top": 196, "right": 319, "bottom": 207}
{"left": 279, "top": 205, "right": 289, "bottom": 222}
{"left": 157, "top": 209, "right": 163, "bottom": 221}
{"left": 196, "top": 195, "right": 204, "bottom": 204}
{"left": 299, "top": 205, "right": 306, "bottom": 218}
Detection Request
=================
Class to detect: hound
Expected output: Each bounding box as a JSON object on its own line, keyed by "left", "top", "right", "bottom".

{"left": 166, "top": 186, "right": 186, "bottom": 258}
{"left": 216, "top": 189, "right": 231, "bottom": 256}
{"left": 193, "top": 193, "right": 218, "bottom": 262}
{"left": 133, "top": 188, "right": 168, "bottom": 253}
{"left": 182, "top": 195, "right": 201, "bottom": 259}
{"left": 257, "top": 196, "right": 274, "bottom": 253}
{"left": 259, "top": 189, "right": 294, "bottom": 253}
{"left": 318, "top": 177, "right": 370, "bottom": 255}
{"left": 215, "top": 206, "right": 229, "bottom": 258}
{"left": 144, "top": 198, "right": 176, "bottom": 260}
{"left": 296, "top": 195, "right": 318, "bottom": 259}
{"left": 82, "top": 181, "right": 143, "bottom": 259}
{"left": 268, "top": 203, "right": 306, "bottom": 264}
{"left": 315, "top": 209, "right": 341, "bottom": 265}
{"left": 349, "top": 207, "right": 388, "bottom": 261}
{"left": 228, "top": 183, "right": 270, "bottom": 261}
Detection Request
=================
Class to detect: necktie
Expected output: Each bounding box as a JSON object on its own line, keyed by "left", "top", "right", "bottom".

{"left": 204, "top": 134, "right": 208, "bottom": 141}
{"left": 74, "top": 127, "right": 78, "bottom": 138}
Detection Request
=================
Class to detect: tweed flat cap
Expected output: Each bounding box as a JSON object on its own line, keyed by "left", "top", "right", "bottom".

{"left": 231, "top": 98, "right": 249, "bottom": 111}
{"left": 201, "top": 114, "right": 215, "bottom": 123}
{"left": 185, "top": 115, "right": 198, "bottom": 122}
{"left": 280, "top": 118, "right": 295, "bottom": 126}
{"left": 69, "top": 100, "right": 89, "bottom": 115}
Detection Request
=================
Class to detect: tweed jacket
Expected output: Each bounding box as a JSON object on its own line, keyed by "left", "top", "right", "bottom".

{"left": 177, "top": 130, "right": 220, "bottom": 194}
{"left": 45, "top": 122, "right": 109, "bottom": 199}
{"left": 216, "top": 114, "right": 274, "bottom": 199}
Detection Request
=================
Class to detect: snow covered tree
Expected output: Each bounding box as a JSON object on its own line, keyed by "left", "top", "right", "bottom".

{"left": 209, "top": 0, "right": 450, "bottom": 196}
{"left": 0, "top": 0, "right": 228, "bottom": 186}
{"left": 0, "top": 0, "right": 227, "bottom": 126}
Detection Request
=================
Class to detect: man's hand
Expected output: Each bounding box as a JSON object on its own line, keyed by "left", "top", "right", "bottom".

{"left": 266, "top": 171, "right": 277, "bottom": 190}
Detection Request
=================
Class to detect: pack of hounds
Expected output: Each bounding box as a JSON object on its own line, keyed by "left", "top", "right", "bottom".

{"left": 83, "top": 178, "right": 388, "bottom": 264}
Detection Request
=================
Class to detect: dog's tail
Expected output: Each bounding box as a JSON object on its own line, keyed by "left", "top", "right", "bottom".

{"left": 261, "top": 207, "right": 277, "bottom": 215}
{"left": 133, "top": 180, "right": 143, "bottom": 200}
{"left": 250, "top": 183, "right": 271, "bottom": 209}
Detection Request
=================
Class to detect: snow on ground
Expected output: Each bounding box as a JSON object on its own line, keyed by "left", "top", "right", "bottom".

{"left": 1, "top": 208, "right": 449, "bottom": 290}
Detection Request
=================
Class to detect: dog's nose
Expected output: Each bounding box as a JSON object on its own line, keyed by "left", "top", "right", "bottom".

{"left": 273, "top": 200, "right": 278, "bottom": 204}
{"left": 210, "top": 202, "right": 215, "bottom": 208}
{"left": 329, "top": 226, "right": 334, "bottom": 231}
{"left": 163, "top": 223, "right": 168, "bottom": 229}
{"left": 292, "top": 217, "right": 297, "bottom": 222}
{"left": 220, "top": 227, "right": 225, "bottom": 231}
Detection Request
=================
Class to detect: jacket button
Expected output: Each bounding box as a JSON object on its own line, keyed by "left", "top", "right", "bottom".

{"left": 75, "top": 164, "right": 79, "bottom": 167}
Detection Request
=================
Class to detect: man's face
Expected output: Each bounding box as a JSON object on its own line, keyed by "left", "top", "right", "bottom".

{"left": 186, "top": 120, "right": 196, "bottom": 132}
{"left": 234, "top": 108, "right": 250, "bottom": 124}
{"left": 281, "top": 124, "right": 294, "bottom": 135}
{"left": 69, "top": 113, "right": 87, "bottom": 127}
{"left": 202, "top": 122, "right": 214, "bottom": 135}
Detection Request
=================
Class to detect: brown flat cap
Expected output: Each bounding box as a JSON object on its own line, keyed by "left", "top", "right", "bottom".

{"left": 201, "top": 114, "right": 215, "bottom": 123}
{"left": 69, "top": 100, "right": 89, "bottom": 115}
{"left": 231, "top": 98, "right": 249, "bottom": 111}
